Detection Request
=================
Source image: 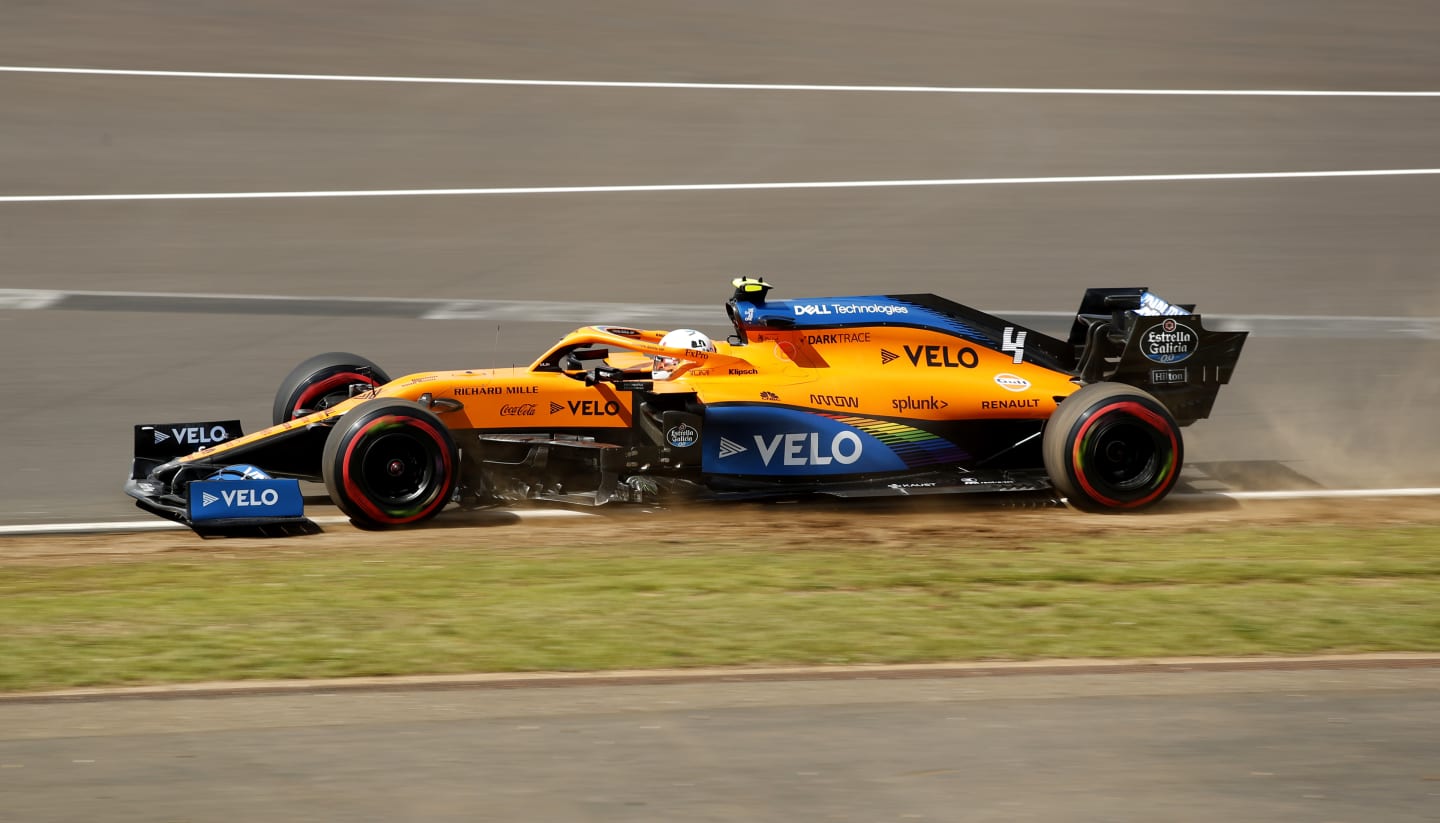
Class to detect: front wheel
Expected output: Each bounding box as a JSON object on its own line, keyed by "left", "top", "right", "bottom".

{"left": 322, "top": 399, "right": 458, "bottom": 529}
{"left": 1042, "top": 382, "right": 1183, "bottom": 512}
{"left": 273, "top": 352, "right": 391, "bottom": 426}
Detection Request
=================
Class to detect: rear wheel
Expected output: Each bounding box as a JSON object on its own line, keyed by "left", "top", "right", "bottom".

{"left": 273, "top": 352, "right": 390, "bottom": 425}
{"left": 322, "top": 399, "right": 458, "bottom": 529}
{"left": 1042, "top": 382, "right": 1183, "bottom": 512}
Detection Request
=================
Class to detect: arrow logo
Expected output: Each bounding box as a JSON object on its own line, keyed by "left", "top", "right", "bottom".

{"left": 880, "top": 348, "right": 899, "bottom": 365}
{"left": 718, "top": 437, "right": 747, "bottom": 459}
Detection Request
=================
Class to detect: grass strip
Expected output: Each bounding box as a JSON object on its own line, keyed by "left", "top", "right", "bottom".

{"left": 2, "top": 525, "right": 1438, "bottom": 692}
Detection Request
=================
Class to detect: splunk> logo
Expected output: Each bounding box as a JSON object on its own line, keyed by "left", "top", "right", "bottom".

{"left": 201, "top": 488, "right": 281, "bottom": 508}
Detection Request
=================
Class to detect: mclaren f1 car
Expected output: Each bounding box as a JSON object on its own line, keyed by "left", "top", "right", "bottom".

{"left": 126, "top": 279, "right": 1247, "bottom": 535}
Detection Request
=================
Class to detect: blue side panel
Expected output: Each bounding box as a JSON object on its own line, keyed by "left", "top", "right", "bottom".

{"left": 189, "top": 479, "right": 305, "bottom": 521}
{"left": 702, "top": 406, "right": 909, "bottom": 476}
{"left": 740, "top": 295, "right": 994, "bottom": 346}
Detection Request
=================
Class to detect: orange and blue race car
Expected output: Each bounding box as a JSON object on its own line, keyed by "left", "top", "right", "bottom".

{"left": 126, "top": 279, "right": 1247, "bottom": 535}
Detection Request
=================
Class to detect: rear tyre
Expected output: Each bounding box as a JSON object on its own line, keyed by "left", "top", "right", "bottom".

{"left": 1042, "top": 382, "right": 1183, "bottom": 512}
{"left": 273, "top": 352, "right": 391, "bottom": 425}
{"left": 322, "top": 399, "right": 458, "bottom": 529}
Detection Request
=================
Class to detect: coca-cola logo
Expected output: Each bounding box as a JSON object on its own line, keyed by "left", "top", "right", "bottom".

{"left": 500, "top": 403, "right": 537, "bottom": 417}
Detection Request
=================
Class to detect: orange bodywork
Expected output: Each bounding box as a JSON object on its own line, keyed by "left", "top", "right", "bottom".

{"left": 178, "top": 318, "right": 1079, "bottom": 470}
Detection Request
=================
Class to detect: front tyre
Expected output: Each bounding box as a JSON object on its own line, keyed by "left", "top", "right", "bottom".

{"left": 322, "top": 399, "right": 458, "bottom": 529}
{"left": 1042, "top": 382, "right": 1183, "bottom": 512}
{"left": 273, "top": 352, "right": 391, "bottom": 426}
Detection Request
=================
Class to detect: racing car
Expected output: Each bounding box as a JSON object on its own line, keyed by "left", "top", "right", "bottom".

{"left": 126, "top": 279, "right": 1247, "bottom": 535}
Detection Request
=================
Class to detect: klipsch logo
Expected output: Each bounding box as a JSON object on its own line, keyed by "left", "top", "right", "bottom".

{"left": 1140, "top": 318, "right": 1199, "bottom": 364}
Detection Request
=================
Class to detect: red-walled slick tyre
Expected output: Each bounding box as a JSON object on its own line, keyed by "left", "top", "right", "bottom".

{"left": 1042, "top": 382, "right": 1183, "bottom": 512}
{"left": 322, "top": 399, "right": 458, "bottom": 530}
{"left": 273, "top": 352, "right": 391, "bottom": 426}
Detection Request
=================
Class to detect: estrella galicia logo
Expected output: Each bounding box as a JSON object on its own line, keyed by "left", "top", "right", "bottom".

{"left": 667, "top": 423, "right": 698, "bottom": 448}
{"left": 1141, "top": 318, "right": 1199, "bottom": 364}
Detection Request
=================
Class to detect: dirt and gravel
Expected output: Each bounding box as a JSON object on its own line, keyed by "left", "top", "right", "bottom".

{"left": 4, "top": 496, "right": 1438, "bottom": 566}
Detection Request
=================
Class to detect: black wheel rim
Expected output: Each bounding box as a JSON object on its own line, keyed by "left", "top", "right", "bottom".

{"left": 354, "top": 429, "right": 438, "bottom": 508}
{"left": 1083, "top": 416, "right": 1163, "bottom": 495}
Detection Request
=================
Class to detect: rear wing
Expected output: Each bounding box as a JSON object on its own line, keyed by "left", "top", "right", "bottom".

{"left": 1067, "top": 288, "right": 1248, "bottom": 425}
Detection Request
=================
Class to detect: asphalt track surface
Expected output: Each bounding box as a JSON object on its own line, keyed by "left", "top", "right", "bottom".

{"left": 3, "top": 0, "right": 1440, "bottom": 524}
{"left": 3, "top": 3, "right": 1440, "bottom": 818}
{"left": 3, "top": 664, "right": 1439, "bottom": 823}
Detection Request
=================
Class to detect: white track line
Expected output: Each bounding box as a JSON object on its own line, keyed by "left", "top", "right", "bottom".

{"left": 3, "top": 490, "right": 1437, "bottom": 536}
{"left": 4, "top": 65, "right": 1440, "bottom": 97}
{"left": 0, "top": 510, "right": 593, "bottom": 537}
{"left": 5, "top": 169, "right": 1440, "bottom": 204}
{"left": 1175, "top": 488, "right": 1440, "bottom": 501}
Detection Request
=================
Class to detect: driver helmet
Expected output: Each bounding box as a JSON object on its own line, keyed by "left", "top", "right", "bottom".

{"left": 653, "top": 329, "right": 716, "bottom": 379}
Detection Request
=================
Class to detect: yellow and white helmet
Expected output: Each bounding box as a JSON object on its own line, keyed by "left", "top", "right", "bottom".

{"left": 652, "top": 329, "right": 716, "bottom": 379}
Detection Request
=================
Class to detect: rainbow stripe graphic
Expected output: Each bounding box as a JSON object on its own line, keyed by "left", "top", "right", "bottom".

{"left": 820, "top": 414, "right": 969, "bottom": 468}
